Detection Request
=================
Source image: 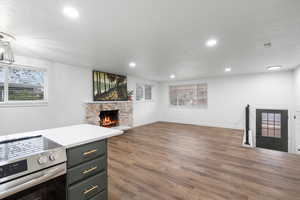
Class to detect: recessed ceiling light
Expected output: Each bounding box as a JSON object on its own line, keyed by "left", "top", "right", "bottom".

{"left": 267, "top": 66, "right": 282, "bottom": 71}
{"left": 170, "top": 74, "right": 176, "bottom": 79}
{"left": 63, "top": 6, "right": 79, "bottom": 19}
{"left": 225, "top": 67, "right": 232, "bottom": 72}
{"left": 206, "top": 39, "right": 218, "bottom": 47}
{"left": 129, "top": 62, "right": 136, "bottom": 68}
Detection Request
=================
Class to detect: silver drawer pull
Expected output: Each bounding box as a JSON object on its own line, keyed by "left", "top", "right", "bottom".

{"left": 83, "top": 149, "right": 98, "bottom": 156}
{"left": 84, "top": 185, "right": 98, "bottom": 195}
{"left": 82, "top": 166, "right": 98, "bottom": 174}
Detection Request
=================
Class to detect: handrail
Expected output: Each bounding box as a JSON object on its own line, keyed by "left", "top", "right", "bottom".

{"left": 245, "top": 104, "right": 250, "bottom": 145}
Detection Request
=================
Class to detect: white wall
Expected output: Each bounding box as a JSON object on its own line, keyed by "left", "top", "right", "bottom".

{"left": 0, "top": 56, "right": 159, "bottom": 136}
{"left": 294, "top": 66, "right": 300, "bottom": 110}
{"left": 127, "top": 76, "right": 159, "bottom": 127}
{"left": 293, "top": 66, "right": 300, "bottom": 152}
{"left": 158, "top": 71, "right": 295, "bottom": 151}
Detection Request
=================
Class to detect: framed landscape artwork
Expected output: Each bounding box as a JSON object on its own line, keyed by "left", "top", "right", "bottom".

{"left": 93, "top": 71, "right": 128, "bottom": 101}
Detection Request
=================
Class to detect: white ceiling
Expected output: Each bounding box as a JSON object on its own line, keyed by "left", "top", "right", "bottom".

{"left": 1, "top": 0, "right": 300, "bottom": 81}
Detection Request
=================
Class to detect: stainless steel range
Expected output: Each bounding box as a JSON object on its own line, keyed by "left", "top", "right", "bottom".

{"left": 0, "top": 135, "right": 67, "bottom": 199}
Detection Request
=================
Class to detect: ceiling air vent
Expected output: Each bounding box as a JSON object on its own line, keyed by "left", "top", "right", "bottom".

{"left": 264, "top": 42, "right": 272, "bottom": 48}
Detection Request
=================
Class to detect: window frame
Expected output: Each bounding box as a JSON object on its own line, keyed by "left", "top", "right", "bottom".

{"left": 144, "top": 84, "right": 152, "bottom": 101}
{"left": 135, "top": 83, "right": 144, "bottom": 101}
{"left": 169, "top": 83, "right": 207, "bottom": 107}
{"left": 135, "top": 83, "right": 153, "bottom": 102}
{"left": 0, "top": 63, "right": 48, "bottom": 107}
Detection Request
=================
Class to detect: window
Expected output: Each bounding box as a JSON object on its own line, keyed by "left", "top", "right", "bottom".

{"left": 169, "top": 83, "right": 207, "bottom": 107}
{"left": 0, "top": 67, "right": 4, "bottom": 102}
{"left": 136, "top": 84, "right": 144, "bottom": 101}
{"left": 0, "top": 64, "right": 47, "bottom": 104}
{"left": 145, "top": 85, "right": 152, "bottom": 100}
{"left": 136, "top": 84, "right": 153, "bottom": 101}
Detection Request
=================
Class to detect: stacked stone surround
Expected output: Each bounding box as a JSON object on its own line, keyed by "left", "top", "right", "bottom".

{"left": 85, "top": 101, "right": 133, "bottom": 127}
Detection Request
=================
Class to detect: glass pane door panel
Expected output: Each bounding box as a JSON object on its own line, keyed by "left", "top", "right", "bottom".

{"left": 261, "top": 112, "right": 281, "bottom": 138}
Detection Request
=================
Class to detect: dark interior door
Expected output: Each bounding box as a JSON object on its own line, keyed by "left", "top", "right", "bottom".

{"left": 256, "top": 109, "right": 288, "bottom": 152}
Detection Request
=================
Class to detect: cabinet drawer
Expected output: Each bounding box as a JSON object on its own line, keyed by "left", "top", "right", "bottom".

{"left": 68, "top": 172, "right": 107, "bottom": 200}
{"left": 67, "top": 140, "right": 106, "bottom": 168}
{"left": 89, "top": 191, "right": 107, "bottom": 200}
{"left": 68, "top": 156, "right": 106, "bottom": 185}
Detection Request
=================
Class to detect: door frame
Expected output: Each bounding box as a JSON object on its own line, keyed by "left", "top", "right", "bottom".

{"left": 256, "top": 109, "right": 288, "bottom": 152}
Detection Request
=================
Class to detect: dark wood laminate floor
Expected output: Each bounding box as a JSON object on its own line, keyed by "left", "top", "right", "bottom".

{"left": 107, "top": 122, "right": 300, "bottom": 200}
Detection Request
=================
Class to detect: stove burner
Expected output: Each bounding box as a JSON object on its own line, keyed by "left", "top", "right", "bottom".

{"left": 0, "top": 138, "right": 44, "bottom": 160}
{"left": 0, "top": 135, "right": 60, "bottom": 162}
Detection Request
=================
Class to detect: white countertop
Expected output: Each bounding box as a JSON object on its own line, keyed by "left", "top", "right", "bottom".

{"left": 0, "top": 124, "right": 123, "bottom": 149}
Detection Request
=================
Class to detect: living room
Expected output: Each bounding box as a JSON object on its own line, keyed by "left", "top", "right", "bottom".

{"left": 0, "top": 0, "right": 300, "bottom": 199}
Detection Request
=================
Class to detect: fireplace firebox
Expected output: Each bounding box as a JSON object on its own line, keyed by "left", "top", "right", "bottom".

{"left": 99, "top": 110, "right": 119, "bottom": 127}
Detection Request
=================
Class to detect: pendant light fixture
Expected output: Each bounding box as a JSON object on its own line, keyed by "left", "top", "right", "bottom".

{"left": 0, "top": 32, "right": 15, "bottom": 64}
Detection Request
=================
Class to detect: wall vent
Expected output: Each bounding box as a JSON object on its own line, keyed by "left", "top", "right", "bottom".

{"left": 264, "top": 42, "right": 272, "bottom": 48}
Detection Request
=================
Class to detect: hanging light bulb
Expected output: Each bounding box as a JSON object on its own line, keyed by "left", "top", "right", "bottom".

{"left": 0, "top": 41, "right": 14, "bottom": 63}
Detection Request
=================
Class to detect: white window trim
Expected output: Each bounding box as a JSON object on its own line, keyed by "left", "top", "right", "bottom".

{"left": 0, "top": 63, "right": 48, "bottom": 107}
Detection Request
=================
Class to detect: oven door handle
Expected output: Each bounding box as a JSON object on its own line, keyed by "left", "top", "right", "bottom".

{"left": 0, "top": 163, "right": 66, "bottom": 199}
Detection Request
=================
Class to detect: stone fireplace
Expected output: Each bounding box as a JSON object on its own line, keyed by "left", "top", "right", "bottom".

{"left": 86, "top": 101, "right": 133, "bottom": 128}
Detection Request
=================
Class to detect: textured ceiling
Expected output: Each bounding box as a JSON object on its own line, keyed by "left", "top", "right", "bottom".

{"left": 1, "top": 0, "right": 300, "bottom": 81}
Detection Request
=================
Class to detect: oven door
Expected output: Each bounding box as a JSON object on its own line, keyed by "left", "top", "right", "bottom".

{"left": 0, "top": 163, "right": 66, "bottom": 200}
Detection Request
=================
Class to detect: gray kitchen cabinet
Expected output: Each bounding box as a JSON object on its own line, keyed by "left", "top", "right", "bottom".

{"left": 66, "top": 139, "right": 107, "bottom": 200}
{"left": 67, "top": 140, "right": 106, "bottom": 168}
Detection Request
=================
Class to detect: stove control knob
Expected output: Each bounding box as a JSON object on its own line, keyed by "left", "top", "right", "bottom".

{"left": 38, "top": 156, "right": 48, "bottom": 165}
{"left": 49, "top": 154, "right": 56, "bottom": 161}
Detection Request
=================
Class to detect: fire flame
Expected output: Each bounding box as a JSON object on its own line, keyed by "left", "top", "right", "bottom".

{"left": 101, "top": 116, "right": 117, "bottom": 127}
